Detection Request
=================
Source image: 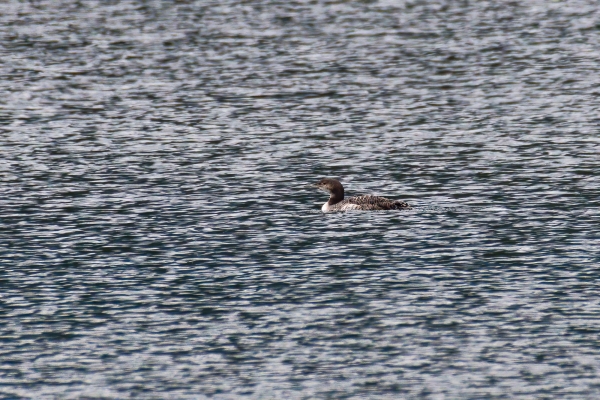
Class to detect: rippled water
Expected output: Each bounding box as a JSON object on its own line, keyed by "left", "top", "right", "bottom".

{"left": 2, "top": 0, "right": 600, "bottom": 398}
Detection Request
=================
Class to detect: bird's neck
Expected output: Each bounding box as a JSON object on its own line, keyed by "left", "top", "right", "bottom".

{"left": 328, "top": 190, "right": 344, "bottom": 205}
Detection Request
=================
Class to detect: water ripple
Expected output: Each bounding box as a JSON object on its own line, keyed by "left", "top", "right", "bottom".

{"left": 1, "top": 0, "right": 600, "bottom": 398}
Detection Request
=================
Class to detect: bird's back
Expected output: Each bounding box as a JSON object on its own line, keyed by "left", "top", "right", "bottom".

{"left": 330, "top": 195, "right": 411, "bottom": 211}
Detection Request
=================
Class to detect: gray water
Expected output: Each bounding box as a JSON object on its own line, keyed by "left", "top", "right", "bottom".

{"left": 1, "top": 0, "right": 600, "bottom": 398}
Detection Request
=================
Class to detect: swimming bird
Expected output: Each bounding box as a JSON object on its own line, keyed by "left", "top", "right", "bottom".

{"left": 315, "top": 178, "right": 411, "bottom": 212}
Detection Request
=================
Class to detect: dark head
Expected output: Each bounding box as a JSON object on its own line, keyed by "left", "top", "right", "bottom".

{"left": 315, "top": 178, "right": 344, "bottom": 203}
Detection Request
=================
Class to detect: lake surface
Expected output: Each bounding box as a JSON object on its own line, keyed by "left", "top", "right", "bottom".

{"left": 1, "top": 0, "right": 600, "bottom": 398}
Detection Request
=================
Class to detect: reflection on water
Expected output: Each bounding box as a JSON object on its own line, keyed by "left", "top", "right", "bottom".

{"left": 1, "top": 0, "right": 599, "bottom": 398}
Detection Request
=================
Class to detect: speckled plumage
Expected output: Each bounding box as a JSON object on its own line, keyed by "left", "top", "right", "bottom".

{"left": 329, "top": 195, "right": 411, "bottom": 211}
{"left": 315, "top": 178, "right": 411, "bottom": 212}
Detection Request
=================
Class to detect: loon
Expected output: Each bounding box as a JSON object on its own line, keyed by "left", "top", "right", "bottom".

{"left": 315, "top": 178, "right": 411, "bottom": 212}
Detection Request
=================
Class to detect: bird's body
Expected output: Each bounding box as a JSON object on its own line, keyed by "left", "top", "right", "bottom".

{"left": 315, "top": 178, "right": 411, "bottom": 212}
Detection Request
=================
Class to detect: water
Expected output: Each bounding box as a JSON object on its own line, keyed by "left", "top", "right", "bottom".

{"left": 1, "top": 0, "right": 600, "bottom": 398}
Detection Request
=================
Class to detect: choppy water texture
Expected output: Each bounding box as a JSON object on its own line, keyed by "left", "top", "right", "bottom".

{"left": 2, "top": 0, "right": 600, "bottom": 398}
